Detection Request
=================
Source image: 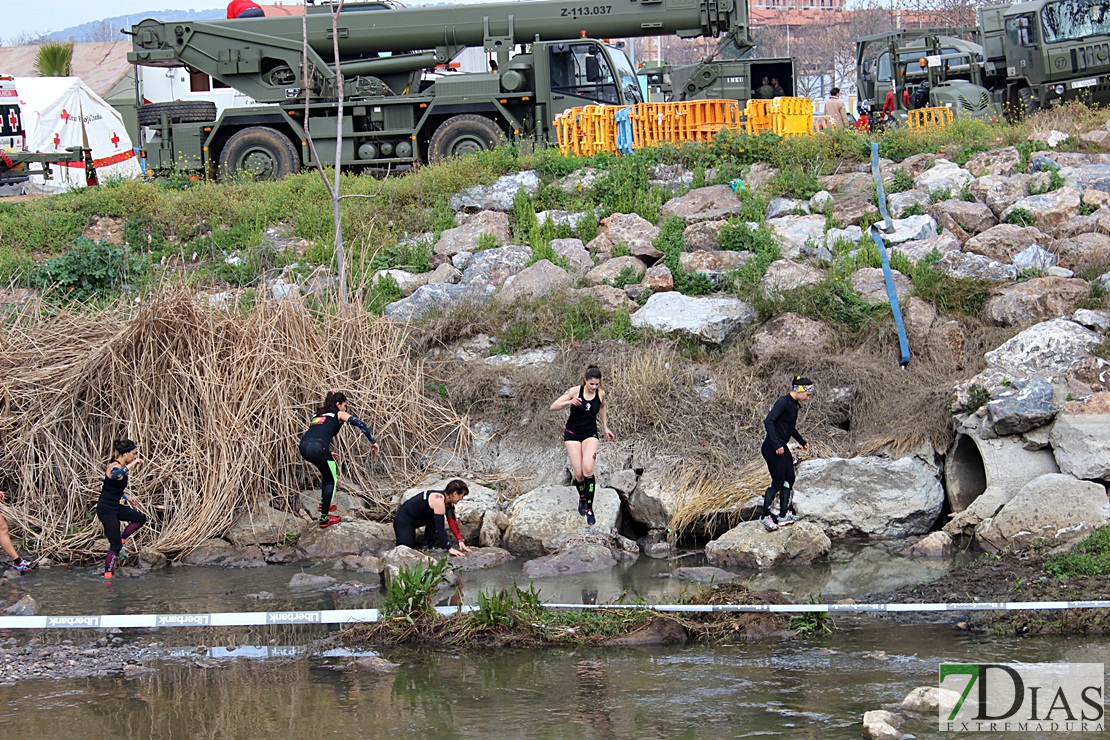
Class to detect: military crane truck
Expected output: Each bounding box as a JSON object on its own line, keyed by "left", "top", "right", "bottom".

{"left": 127, "top": 0, "right": 751, "bottom": 180}
{"left": 638, "top": 56, "right": 796, "bottom": 103}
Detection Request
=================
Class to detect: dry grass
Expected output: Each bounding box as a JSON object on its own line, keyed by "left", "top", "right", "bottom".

{"left": 0, "top": 291, "right": 467, "bottom": 560}
{"left": 1015, "top": 100, "right": 1109, "bottom": 140}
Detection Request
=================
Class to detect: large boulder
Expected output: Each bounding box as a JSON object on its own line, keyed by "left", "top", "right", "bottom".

{"left": 587, "top": 213, "right": 662, "bottom": 262}
{"left": 963, "top": 224, "right": 1048, "bottom": 263}
{"left": 850, "top": 267, "right": 912, "bottom": 306}
{"left": 985, "top": 377, "right": 1059, "bottom": 435}
{"left": 1049, "top": 392, "right": 1110, "bottom": 480}
{"left": 585, "top": 255, "right": 648, "bottom": 286}
{"left": 450, "top": 547, "right": 514, "bottom": 571}
{"left": 679, "top": 249, "right": 751, "bottom": 273}
{"left": 929, "top": 200, "right": 997, "bottom": 237}
{"left": 983, "top": 277, "right": 1090, "bottom": 326}
{"left": 379, "top": 545, "right": 458, "bottom": 586}
{"left": 1001, "top": 188, "right": 1082, "bottom": 232}
{"left": 630, "top": 291, "right": 757, "bottom": 347}
{"left": 887, "top": 189, "right": 931, "bottom": 218}
{"left": 913, "top": 159, "right": 973, "bottom": 196}
{"left": 1052, "top": 232, "right": 1110, "bottom": 272}
{"left": 682, "top": 220, "right": 727, "bottom": 251}
{"left": 521, "top": 533, "right": 636, "bottom": 577}
{"left": 975, "top": 473, "right": 1110, "bottom": 552}
{"left": 296, "top": 520, "right": 395, "bottom": 560}
{"left": 625, "top": 457, "right": 685, "bottom": 530}
{"left": 384, "top": 283, "right": 494, "bottom": 321}
{"left": 460, "top": 244, "right": 533, "bottom": 287}
{"left": 705, "top": 521, "right": 831, "bottom": 569}
{"left": 886, "top": 214, "right": 938, "bottom": 244}
{"left": 449, "top": 171, "right": 540, "bottom": 212}
{"left": 550, "top": 238, "right": 593, "bottom": 272}
{"left": 226, "top": 505, "right": 305, "bottom": 547}
{"left": 797, "top": 456, "right": 945, "bottom": 538}
{"left": 968, "top": 175, "right": 1031, "bottom": 217}
{"left": 965, "top": 147, "right": 1021, "bottom": 177}
{"left": 767, "top": 215, "right": 827, "bottom": 259}
{"left": 933, "top": 251, "right": 1018, "bottom": 281}
{"left": 498, "top": 259, "right": 575, "bottom": 302}
{"left": 501, "top": 484, "right": 621, "bottom": 556}
{"left": 760, "top": 259, "right": 824, "bottom": 294}
{"left": 749, "top": 312, "right": 830, "bottom": 363}
{"left": 983, "top": 318, "right": 1102, "bottom": 376}
{"left": 658, "top": 184, "right": 746, "bottom": 224}
{"left": 434, "top": 211, "right": 511, "bottom": 257}
{"left": 180, "top": 539, "right": 266, "bottom": 568}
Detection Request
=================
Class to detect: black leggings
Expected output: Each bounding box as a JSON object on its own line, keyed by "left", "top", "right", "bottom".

{"left": 97, "top": 503, "right": 147, "bottom": 553}
{"left": 300, "top": 439, "right": 338, "bottom": 518}
{"left": 394, "top": 516, "right": 427, "bottom": 549}
{"left": 761, "top": 440, "right": 796, "bottom": 518}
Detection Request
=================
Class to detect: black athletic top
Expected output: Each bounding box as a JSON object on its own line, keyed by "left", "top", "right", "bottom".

{"left": 763, "top": 394, "right": 807, "bottom": 450}
{"left": 301, "top": 412, "right": 343, "bottom": 448}
{"left": 565, "top": 385, "right": 602, "bottom": 437}
{"left": 395, "top": 490, "right": 457, "bottom": 549}
{"left": 98, "top": 468, "right": 129, "bottom": 508}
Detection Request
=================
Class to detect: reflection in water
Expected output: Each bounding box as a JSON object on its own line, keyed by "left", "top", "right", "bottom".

{"left": 2, "top": 622, "right": 1105, "bottom": 739}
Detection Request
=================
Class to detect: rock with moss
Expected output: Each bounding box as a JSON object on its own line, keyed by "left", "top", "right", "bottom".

{"left": 1001, "top": 188, "right": 1081, "bottom": 232}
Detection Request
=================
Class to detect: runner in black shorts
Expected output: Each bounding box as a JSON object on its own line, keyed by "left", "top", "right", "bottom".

{"left": 550, "top": 364, "right": 615, "bottom": 526}
{"left": 760, "top": 375, "right": 813, "bottom": 531}
{"left": 299, "top": 391, "right": 380, "bottom": 528}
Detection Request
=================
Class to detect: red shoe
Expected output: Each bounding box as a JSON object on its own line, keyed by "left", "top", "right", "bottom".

{"left": 104, "top": 571, "right": 113, "bottom": 580}
{"left": 319, "top": 514, "right": 342, "bottom": 528}
{"left": 317, "top": 505, "right": 338, "bottom": 512}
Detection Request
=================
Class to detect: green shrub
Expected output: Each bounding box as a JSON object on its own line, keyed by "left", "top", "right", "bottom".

{"left": 476, "top": 232, "right": 499, "bottom": 251}
{"left": 965, "top": 384, "right": 991, "bottom": 412}
{"left": 365, "top": 272, "right": 403, "bottom": 314}
{"left": 34, "top": 239, "right": 148, "bottom": 301}
{"left": 910, "top": 253, "right": 991, "bottom": 316}
{"left": 1004, "top": 207, "right": 1036, "bottom": 227}
{"left": 889, "top": 168, "right": 915, "bottom": 194}
{"left": 370, "top": 235, "right": 432, "bottom": 273}
{"left": 901, "top": 203, "right": 925, "bottom": 217}
{"left": 382, "top": 559, "right": 453, "bottom": 624}
{"left": 769, "top": 166, "right": 822, "bottom": 199}
{"left": 1030, "top": 168, "right": 1066, "bottom": 195}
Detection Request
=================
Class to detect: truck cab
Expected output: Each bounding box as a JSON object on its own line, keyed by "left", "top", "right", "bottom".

{"left": 1, "top": 75, "right": 29, "bottom": 187}
{"left": 980, "top": 0, "right": 1110, "bottom": 115}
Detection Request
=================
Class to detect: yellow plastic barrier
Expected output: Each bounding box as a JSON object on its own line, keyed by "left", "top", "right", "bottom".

{"left": 771, "top": 96, "right": 815, "bottom": 137}
{"left": 555, "top": 105, "right": 620, "bottom": 156}
{"left": 744, "top": 99, "right": 775, "bottom": 135}
{"left": 908, "top": 106, "right": 953, "bottom": 130}
{"left": 813, "top": 115, "right": 831, "bottom": 132}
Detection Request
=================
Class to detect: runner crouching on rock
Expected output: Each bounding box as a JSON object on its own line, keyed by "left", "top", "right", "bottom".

{"left": 0, "top": 491, "right": 36, "bottom": 573}
{"left": 98, "top": 439, "right": 147, "bottom": 579}
{"left": 393, "top": 479, "right": 470, "bottom": 556}
{"left": 299, "top": 391, "right": 380, "bottom": 528}
{"left": 550, "top": 364, "right": 615, "bottom": 526}
{"left": 760, "top": 376, "right": 813, "bottom": 532}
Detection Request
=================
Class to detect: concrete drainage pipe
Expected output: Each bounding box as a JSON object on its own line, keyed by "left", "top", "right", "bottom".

{"left": 944, "top": 431, "right": 1059, "bottom": 513}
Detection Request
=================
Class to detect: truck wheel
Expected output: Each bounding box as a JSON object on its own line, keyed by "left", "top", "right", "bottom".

{"left": 217, "top": 127, "right": 300, "bottom": 181}
{"left": 428, "top": 114, "right": 505, "bottom": 162}
{"left": 137, "top": 101, "right": 218, "bottom": 126}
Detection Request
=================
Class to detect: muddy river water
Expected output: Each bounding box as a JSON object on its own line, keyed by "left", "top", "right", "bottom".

{"left": 1, "top": 544, "right": 1106, "bottom": 739}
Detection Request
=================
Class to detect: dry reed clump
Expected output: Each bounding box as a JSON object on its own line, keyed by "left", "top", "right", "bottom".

{"left": 0, "top": 291, "right": 467, "bottom": 561}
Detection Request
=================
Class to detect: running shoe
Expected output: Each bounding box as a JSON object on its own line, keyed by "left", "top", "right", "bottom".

{"left": 13, "top": 559, "right": 37, "bottom": 573}
{"left": 578, "top": 497, "right": 587, "bottom": 516}
{"left": 779, "top": 513, "right": 801, "bottom": 526}
{"left": 585, "top": 509, "right": 596, "bottom": 526}
{"left": 760, "top": 515, "right": 779, "bottom": 532}
{"left": 104, "top": 571, "right": 113, "bottom": 580}
{"left": 319, "top": 514, "right": 342, "bottom": 528}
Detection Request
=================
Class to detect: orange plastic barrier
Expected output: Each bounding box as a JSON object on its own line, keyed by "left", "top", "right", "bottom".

{"left": 630, "top": 100, "right": 744, "bottom": 149}
{"left": 908, "top": 106, "right": 953, "bottom": 130}
{"left": 555, "top": 105, "right": 620, "bottom": 156}
{"left": 771, "top": 96, "right": 815, "bottom": 137}
{"left": 744, "top": 98, "right": 775, "bottom": 135}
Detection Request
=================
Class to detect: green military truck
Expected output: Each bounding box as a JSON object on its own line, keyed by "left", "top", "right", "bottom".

{"left": 127, "top": 0, "right": 752, "bottom": 180}
{"left": 980, "top": 0, "right": 1110, "bottom": 115}
{"left": 856, "top": 0, "right": 1110, "bottom": 123}
{"left": 855, "top": 28, "right": 1003, "bottom": 125}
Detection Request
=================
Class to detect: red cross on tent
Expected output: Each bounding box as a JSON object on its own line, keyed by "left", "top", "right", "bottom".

{"left": 60, "top": 108, "right": 70, "bottom": 123}
{"left": 111, "top": 131, "right": 120, "bottom": 147}
{"left": 53, "top": 132, "right": 60, "bottom": 148}
{"left": 7, "top": 110, "right": 16, "bottom": 129}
